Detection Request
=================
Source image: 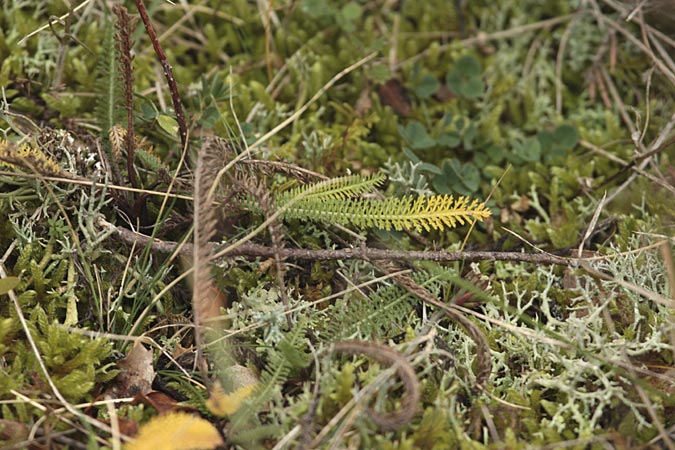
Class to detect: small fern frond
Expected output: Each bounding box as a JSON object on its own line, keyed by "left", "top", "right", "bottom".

{"left": 136, "top": 147, "right": 164, "bottom": 172}
{"left": 94, "top": 18, "right": 123, "bottom": 140}
{"left": 227, "top": 320, "right": 308, "bottom": 445}
{"left": 323, "top": 267, "right": 455, "bottom": 340}
{"left": 284, "top": 194, "right": 490, "bottom": 232}
{"left": 275, "top": 173, "right": 385, "bottom": 206}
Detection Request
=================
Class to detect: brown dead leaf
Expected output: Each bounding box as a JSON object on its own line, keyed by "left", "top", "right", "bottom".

{"left": 106, "top": 343, "right": 154, "bottom": 398}
{"left": 201, "top": 284, "right": 227, "bottom": 324}
{"left": 434, "top": 83, "right": 455, "bottom": 102}
{"left": 115, "top": 417, "right": 139, "bottom": 437}
{"left": 355, "top": 86, "right": 372, "bottom": 117}
{"left": 510, "top": 195, "right": 530, "bottom": 212}
{"left": 134, "top": 391, "right": 197, "bottom": 415}
{"left": 0, "top": 419, "right": 29, "bottom": 442}
{"left": 171, "top": 344, "right": 191, "bottom": 360}
{"left": 378, "top": 79, "right": 411, "bottom": 116}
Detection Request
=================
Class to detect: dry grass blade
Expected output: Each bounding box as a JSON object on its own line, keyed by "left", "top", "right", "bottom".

{"left": 384, "top": 265, "right": 493, "bottom": 389}
{"left": 329, "top": 340, "right": 420, "bottom": 430}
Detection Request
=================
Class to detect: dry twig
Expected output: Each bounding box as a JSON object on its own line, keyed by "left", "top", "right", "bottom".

{"left": 100, "top": 218, "right": 574, "bottom": 266}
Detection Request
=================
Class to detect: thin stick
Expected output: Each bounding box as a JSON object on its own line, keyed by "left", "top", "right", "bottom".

{"left": 101, "top": 217, "right": 574, "bottom": 266}
{"left": 0, "top": 170, "right": 192, "bottom": 200}
{"left": 596, "top": 13, "right": 675, "bottom": 84}
{"left": 18, "top": 0, "right": 92, "bottom": 45}
{"left": 113, "top": 5, "right": 139, "bottom": 190}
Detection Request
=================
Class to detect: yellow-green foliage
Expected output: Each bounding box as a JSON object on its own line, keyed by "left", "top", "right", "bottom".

{"left": 276, "top": 173, "right": 387, "bottom": 203}
{"left": 284, "top": 193, "right": 490, "bottom": 232}
{"left": 0, "top": 197, "right": 115, "bottom": 426}
{"left": 0, "top": 138, "right": 61, "bottom": 175}
{"left": 273, "top": 173, "right": 490, "bottom": 232}
{"left": 94, "top": 17, "right": 123, "bottom": 142}
{"left": 0, "top": 304, "right": 114, "bottom": 402}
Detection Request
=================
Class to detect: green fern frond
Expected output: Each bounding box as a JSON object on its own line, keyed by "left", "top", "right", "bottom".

{"left": 325, "top": 286, "right": 416, "bottom": 340}
{"left": 228, "top": 319, "right": 308, "bottom": 443}
{"left": 94, "top": 17, "right": 123, "bottom": 140}
{"left": 284, "top": 194, "right": 490, "bottom": 232}
{"left": 136, "top": 147, "right": 164, "bottom": 172}
{"left": 275, "top": 173, "right": 386, "bottom": 205}
{"left": 323, "top": 267, "right": 454, "bottom": 340}
{"left": 244, "top": 172, "right": 489, "bottom": 232}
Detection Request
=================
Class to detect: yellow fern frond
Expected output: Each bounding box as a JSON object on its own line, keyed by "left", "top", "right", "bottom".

{"left": 0, "top": 138, "right": 61, "bottom": 175}
{"left": 284, "top": 194, "right": 491, "bottom": 232}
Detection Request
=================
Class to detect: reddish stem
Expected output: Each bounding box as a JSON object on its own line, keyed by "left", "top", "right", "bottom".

{"left": 133, "top": 0, "right": 189, "bottom": 159}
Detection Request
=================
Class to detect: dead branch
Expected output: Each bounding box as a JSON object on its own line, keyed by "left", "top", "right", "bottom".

{"left": 99, "top": 218, "right": 574, "bottom": 266}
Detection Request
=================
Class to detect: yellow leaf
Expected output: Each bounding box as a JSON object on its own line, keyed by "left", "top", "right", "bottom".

{"left": 156, "top": 114, "right": 179, "bottom": 136}
{"left": 125, "top": 412, "right": 223, "bottom": 450}
{"left": 206, "top": 382, "right": 256, "bottom": 417}
{"left": 64, "top": 295, "right": 78, "bottom": 327}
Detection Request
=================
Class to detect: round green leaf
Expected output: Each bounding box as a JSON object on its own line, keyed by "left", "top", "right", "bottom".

{"left": 516, "top": 137, "right": 541, "bottom": 162}
{"left": 436, "top": 131, "right": 461, "bottom": 148}
{"left": 554, "top": 124, "right": 579, "bottom": 150}
{"left": 399, "top": 121, "right": 436, "bottom": 149}
{"left": 463, "top": 77, "right": 485, "bottom": 98}
{"left": 157, "top": 114, "right": 179, "bottom": 136}
{"left": 402, "top": 147, "right": 421, "bottom": 163}
{"left": 418, "top": 162, "right": 443, "bottom": 175}
{"left": 446, "top": 67, "right": 484, "bottom": 98}
{"left": 340, "top": 2, "right": 362, "bottom": 22}
{"left": 413, "top": 74, "right": 440, "bottom": 99}
{"left": 446, "top": 159, "right": 480, "bottom": 192}
{"left": 455, "top": 55, "right": 482, "bottom": 77}
{"left": 485, "top": 144, "right": 505, "bottom": 163}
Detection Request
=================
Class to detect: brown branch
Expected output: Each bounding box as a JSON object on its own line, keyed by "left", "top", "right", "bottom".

{"left": 134, "top": 0, "right": 189, "bottom": 158}
{"left": 99, "top": 218, "right": 574, "bottom": 266}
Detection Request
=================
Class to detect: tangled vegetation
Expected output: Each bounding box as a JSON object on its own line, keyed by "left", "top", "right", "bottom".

{"left": 1, "top": 0, "right": 674, "bottom": 448}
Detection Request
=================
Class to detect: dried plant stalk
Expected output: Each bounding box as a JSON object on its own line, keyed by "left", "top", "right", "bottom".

{"left": 112, "top": 5, "right": 138, "bottom": 190}
{"left": 192, "top": 137, "right": 233, "bottom": 382}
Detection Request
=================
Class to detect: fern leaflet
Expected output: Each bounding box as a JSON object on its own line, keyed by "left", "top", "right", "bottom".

{"left": 275, "top": 173, "right": 385, "bottom": 205}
